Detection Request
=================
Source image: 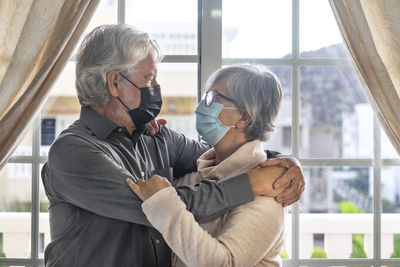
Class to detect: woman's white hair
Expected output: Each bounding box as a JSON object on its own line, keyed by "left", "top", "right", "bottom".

{"left": 205, "top": 64, "right": 283, "bottom": 141}
{"left": 75, "top": 24, "right": 163, "bottom": 107}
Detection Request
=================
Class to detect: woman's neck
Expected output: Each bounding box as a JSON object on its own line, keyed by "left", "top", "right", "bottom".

{"left": 214, "top": 134, "right": 248, "bottom": 165}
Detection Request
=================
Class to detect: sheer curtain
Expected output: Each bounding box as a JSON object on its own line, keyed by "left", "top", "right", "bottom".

{"left": 330, "top": 0, "right": 400, "bottom": 156}
{"left": 0, "top": 0, "right": 99, "bottom": 169}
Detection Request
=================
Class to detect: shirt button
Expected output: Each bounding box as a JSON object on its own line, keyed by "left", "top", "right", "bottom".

{"left": 155, "top": 239, "right": 160, "bottom": 244}
{"left": 118, "top": 128, "right": 122, "bottom": 132}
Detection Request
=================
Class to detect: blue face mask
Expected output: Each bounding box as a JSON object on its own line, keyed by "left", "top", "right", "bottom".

{"left": 195, "top": 99, "right": 236, "bottom": 146}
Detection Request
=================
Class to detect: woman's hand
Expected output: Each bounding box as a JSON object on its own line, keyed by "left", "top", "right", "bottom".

{"left": 146, "top": 119, "right": 167, "bottom": 135}
{"left": 126, "top": 175, "right": 171, "bottom": 201}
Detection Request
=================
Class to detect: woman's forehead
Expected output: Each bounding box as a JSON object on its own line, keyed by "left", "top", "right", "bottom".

{"left": 210, "top": 78, "right": 229, "bottom": 94}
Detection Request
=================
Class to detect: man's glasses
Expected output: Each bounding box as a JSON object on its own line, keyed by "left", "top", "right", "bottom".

{"left": 204, "top": 90, "right": 238, "bottom": 108}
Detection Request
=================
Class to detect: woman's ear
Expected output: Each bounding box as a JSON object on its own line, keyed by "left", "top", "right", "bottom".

{"left": 236, "top": 111, "right": 253, "bottom": 129}
{"left": 106, "top": 71, "right": 119, "bottom": 97}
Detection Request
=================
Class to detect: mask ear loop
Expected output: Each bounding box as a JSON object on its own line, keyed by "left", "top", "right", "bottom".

{"left": 220, "top": 106, "right": 241, "bottom": 128}
{"left": 119, "top": 72, "right": 141, "bottom": 91}
{"left": 115, "top": 73, "right": 139, "bottom": 110}
{"left": 117, "top": 97, "right": 130, "bottom": 110}
{"left": 231, "top": 109, "right": 252, "bottom": 129}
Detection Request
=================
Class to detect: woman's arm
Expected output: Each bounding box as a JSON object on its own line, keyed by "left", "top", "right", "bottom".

{"left": 135, "top": 186, "right": 284, "bottom": 267}
{"left": 126, "top": 166, "right": 286, "bottom": 267}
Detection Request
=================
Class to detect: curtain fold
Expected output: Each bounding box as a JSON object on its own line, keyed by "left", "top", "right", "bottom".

{"left": 329, "top": 0, "right": 400, "bottom": 156}
{"left": 0, "top": 0, "right": 100, "bottom": 169}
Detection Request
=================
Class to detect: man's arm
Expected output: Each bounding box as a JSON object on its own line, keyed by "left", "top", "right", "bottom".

{"left": 161, "top": 126, "right": 253, "bottom": 223}
{"left": 43, "top": 135, "right": 152, "bottom": 227}
{"left": 164, "top": 126, "right": 304, "bottom": 221}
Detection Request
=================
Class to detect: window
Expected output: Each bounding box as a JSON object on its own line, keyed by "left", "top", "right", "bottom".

{"left": 40, "top": 119, "right": 56, "bottom": 146}
{"left": 1, "top": 0, "right": 400, "bottom": 266}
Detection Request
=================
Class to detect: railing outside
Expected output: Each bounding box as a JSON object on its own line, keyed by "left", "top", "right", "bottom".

{"left": 0, "top": 213, "right": 399, "bottom": 259}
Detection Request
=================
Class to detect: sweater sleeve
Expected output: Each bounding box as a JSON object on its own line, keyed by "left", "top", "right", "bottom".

{"left": 142, "top": 187, "right": 284, "bottom": 267}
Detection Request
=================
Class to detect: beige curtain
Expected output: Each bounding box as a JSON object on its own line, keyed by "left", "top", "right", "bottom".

{"left": 329, "top": 0, "right": 400, "bottom": 156}
{"left": 0, "top": 0, "right": 100, "bottom": 169}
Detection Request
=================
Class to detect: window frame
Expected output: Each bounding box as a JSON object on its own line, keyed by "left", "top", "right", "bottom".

{"left": 1, "top": 0, "right": 400, "bottom": 266}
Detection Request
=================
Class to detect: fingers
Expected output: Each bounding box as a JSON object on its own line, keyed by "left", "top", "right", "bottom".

{"left": 259, "top": 158, "right": 291, "bottom": 169}
{"left": 157, "top": 118, "right": 167, "bottom": 125}
{"left": 273, "top": 165, "right": 301, "bottom": 189}
{"left": 149, "top": 174, "right": 171, "bottom": 187}
{"left": 272, "top": 172, "right": 291, "bottom": 190}
{"left": 147, "top": 119, "right": 159, "bottom": 135}
{"left": 259, "top": 158, "right": 283, "bottom": 167}
{"left": 126, "top": 178, "right": 140, "bottom": 192}
{"left": 260, "top": 156, "right": 301, "bottom": 169}
{"left": 273, "top": 164, "right": 305, "bottom": 206}
{"left": 146, "top": 119, "right": 166, "bottom": 135}
{"left": 275, "top": 180, "right": 304, "bottom": 207}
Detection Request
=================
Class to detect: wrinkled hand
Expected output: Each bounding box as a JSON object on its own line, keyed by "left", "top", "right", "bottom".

{"left": 260, "top": 157, "right": 305, "bottom": 207}
{"left": 146, "top": 119, "right": 167, "bottom": 135}
{"left": 126, "top": 175, "right": 171, "bottom": 201}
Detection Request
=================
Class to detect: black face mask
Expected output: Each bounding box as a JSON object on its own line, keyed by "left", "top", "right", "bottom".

{"left": 117, "top": 72, "right": 163, "bottom": 127}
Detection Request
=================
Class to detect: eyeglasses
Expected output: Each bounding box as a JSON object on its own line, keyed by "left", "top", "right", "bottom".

{"left": 203, "top": 90, "right": 238, "bottom": 108}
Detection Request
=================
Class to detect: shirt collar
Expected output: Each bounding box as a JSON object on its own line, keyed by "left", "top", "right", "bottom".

{"left": 80, "top": 106, "right": 148, "bottom": 142}
{"left": 80, "top": 106, "right": 119, "bottom": 140}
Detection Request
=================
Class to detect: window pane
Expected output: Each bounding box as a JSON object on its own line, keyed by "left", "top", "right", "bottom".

{"left": 300, "top": 0, "right": 348, "bottom": 58}
{"left": 73, "top": 0, "right": 118, "bottom": 54}
{"left": 265, "top": 65, "right": 292, "bottom": 259}
{"left": 157, "top": 63, "right": 198, "bottom": 140}
{"left": 300, "top": 166, "right": 373, "bottom": 259}
{"left": 222, "top": 0, "right": 291, "bottom": 58}
{"left": 281, "top": 213, "right": 291, "bottom": 259}
{"left": 39, "top": 164, "right": 49, "bottom": 259}
{"left": 0, "top": 164, "right": 32, "bottom": 258}
{"left": 11, "top": 127, "right": 33, "bottom": 157}
{"left": 41, "top": 62, "right": 80, "bottom": 156}
{"left": 381, "top": 127, "right": 400, "bottom": 159}
{"left": 126, "top": 0, "right": 197, "bottom": 55}
{"left": 300, "top": 66, "right": 370, "bottom": 158}
{"left": 381, "top": 167, "right": 400, "bottom": 259}
{"left": 264, "top": 66, "right": 292, "bottom": 154}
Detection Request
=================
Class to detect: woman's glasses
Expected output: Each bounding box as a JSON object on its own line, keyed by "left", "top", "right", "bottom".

{"left": 204, "top": 90, "right": 238, "bottom": 107}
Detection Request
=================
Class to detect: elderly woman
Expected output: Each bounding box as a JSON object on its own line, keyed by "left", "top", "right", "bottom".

{"left": 127, "top": 64, "right": 286, "bottom": 267}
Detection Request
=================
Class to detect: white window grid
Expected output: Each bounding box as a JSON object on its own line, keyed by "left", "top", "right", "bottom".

{"left": 2, "top": 0, "right": 400, "bottom": 266}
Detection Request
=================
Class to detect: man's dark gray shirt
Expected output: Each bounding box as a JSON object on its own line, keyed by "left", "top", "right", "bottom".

{"left": 41, "top": 106, "right": 255, "bottom": 267}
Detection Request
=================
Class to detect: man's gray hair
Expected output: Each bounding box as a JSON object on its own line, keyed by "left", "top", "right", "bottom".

{"left": 205, "top": 64, "right": 283, "bottom": 141}
{"left": 75, "top": 24, "right": 163, "bottom": 107}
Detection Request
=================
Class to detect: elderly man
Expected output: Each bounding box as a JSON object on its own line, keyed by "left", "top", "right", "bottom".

{"left": 42, "top": 24, "right": 304, "bottom": 267}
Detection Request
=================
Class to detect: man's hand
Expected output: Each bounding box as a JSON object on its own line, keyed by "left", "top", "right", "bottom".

{"left": 146, "top": 119, "right": 167, "bottom": 135}
{"left": 126, "top": 175, "right": 171, "bottom": 201}
{"left": 248, "top": 157, "right": 305, "bottom": 207}
{"left": 247, "top": 166, "right": 287, "bottom": 197}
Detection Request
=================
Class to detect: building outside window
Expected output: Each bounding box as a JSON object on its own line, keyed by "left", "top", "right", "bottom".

{"left": 0, "top": 0, "right": 399, "bottom": 266}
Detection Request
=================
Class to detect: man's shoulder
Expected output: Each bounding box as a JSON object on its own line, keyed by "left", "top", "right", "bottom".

{"left": 156, "top": 124, "right": 199, "bottom": 142}
{"left": 145, "top": 123, "right": 182, "bottom": 142}
{"left": 49, "top": 120, "right": 101, "bottom": 157}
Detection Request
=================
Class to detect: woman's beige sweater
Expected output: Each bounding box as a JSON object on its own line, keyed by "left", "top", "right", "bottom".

{"left": 142, "top": 140, "right": 285, "bottom": 267}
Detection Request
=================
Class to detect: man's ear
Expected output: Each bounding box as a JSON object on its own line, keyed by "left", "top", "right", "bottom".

{"left": 236, "top": 112, "right": 253, "bottom": 129}
{"left": 106, "top": 71, "right": 120, "bottom": 97}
